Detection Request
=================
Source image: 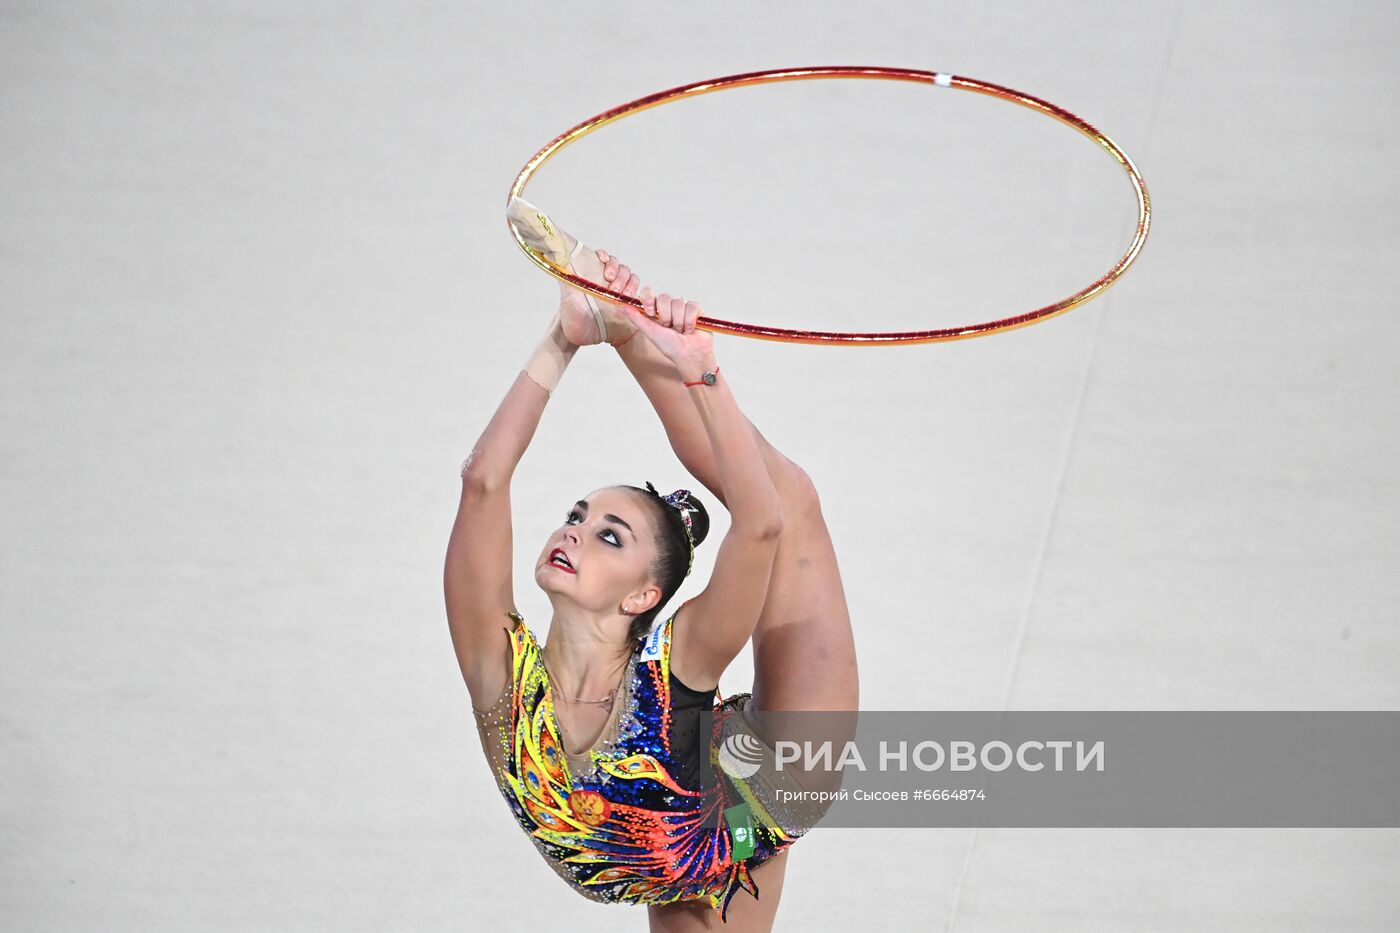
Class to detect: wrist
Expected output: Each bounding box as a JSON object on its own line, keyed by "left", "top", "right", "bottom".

{"left": 674, "top": 353, "right": 719, "bottom": 385}
{"left": 523, "top": 311, "right": 578, "bottom": 393}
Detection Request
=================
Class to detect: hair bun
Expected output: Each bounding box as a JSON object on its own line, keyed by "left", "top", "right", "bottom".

{"left": 640, "top": 481, "right": 712, "bottom": 550}
{"left": 676, "top": 491, "right": 710, "bottom": 549}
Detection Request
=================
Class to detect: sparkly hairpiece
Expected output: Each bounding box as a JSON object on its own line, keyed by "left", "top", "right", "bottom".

{"left": 644, "top": 481, "right": 696, "bottom": 576}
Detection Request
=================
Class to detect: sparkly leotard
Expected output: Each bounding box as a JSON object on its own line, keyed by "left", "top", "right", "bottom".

{"left": 471, "top": 601, "right": 811, "bottom": 922}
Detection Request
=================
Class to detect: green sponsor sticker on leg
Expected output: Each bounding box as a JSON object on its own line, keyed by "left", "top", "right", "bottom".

{"left": 725, "top": 802, "right": 755, "bottom": 859}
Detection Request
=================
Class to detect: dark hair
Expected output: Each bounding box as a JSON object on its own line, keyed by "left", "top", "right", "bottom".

{"left": 617, "top": 484, "right": 710, "bottom": 649}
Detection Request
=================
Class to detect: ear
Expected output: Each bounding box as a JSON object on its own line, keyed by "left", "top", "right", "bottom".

{"left": 625, "top": 583, "right": 663, "bottom": 617}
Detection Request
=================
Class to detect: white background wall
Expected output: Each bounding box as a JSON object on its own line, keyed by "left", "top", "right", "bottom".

{"left": 2, "top": 0, "right": 1396, "bottom": 929}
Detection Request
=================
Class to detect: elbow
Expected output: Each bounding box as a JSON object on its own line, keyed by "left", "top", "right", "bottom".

{"left": 762, "top": 503, "right": 785, "bottom": 539}
{"left": 460, "top": 460, "right": 507, "bottom": 497}
{"left": 741, "top": 508, "right": 784, "bottom": 541}
{"left": 765, "top": 503, "right": 785, "bottom": 539}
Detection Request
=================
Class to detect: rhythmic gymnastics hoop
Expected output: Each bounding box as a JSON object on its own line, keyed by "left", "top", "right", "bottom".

{"left": 505, "top": 66, "right": 1151, "bottom": 346}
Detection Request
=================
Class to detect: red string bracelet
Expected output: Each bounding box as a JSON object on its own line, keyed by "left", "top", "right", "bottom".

{"left": 682, "top": 366, "right": 720, "bottom": 387}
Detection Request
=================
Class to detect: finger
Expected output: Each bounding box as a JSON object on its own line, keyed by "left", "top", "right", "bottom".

{"left": 603, "top": 257, "right": 620, "bottom": 283}
{"left": 632, "top": 291, "right": 666, "bottom": 338}
{"left": 684, "top": 300, "right": 700, "bottom": 333}
{"left": 596, "top": 249, "right": 609, "bottom": 264}
{"left": 669, "top": 296, "right": 687, "bottom": 332}
{"left": 621, "top": 272, "right": 640, "bottom": 298}
{"left": 657, "top": 293, "right": 674, "bottom": 327}
{"left": 613, "top": 264, "right": 631, "bottom": 291}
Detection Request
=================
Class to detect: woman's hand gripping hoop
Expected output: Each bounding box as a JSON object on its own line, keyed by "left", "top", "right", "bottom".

{"left": 629, "top": 287, "right": 720, "bottom": 388}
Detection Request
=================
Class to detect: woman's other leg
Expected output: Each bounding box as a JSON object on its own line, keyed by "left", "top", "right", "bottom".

{"left": 646, "top": 850, "right": 791, "bottom": 932}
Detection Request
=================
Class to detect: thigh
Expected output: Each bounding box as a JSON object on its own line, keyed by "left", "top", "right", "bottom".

{"left": 647, "top": 850, "right": 790, "bottom": 933}
{"left": 748, "top": 468, "right": 859, "bottom": 718}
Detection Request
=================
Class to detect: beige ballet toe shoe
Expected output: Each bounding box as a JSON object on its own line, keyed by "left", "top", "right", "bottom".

{"left": 506, "top": 195, "right": 637, "bottom": 347}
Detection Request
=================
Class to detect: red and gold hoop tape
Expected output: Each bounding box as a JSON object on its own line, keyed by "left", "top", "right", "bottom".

{"left": 506, "top": 66, "right": 1151, "bottom": 346}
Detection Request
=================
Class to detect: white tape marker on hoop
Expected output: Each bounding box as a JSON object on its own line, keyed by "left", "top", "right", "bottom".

{"left": 933, "top": 72, "right": 954, "bottom": 88}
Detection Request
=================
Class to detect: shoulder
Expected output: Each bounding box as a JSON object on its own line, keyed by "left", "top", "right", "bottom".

{"left": 637, "top": 610, "right": 670, "bottom": 664}
{"left": 649, "top": 600, "right": 720, "bottom": 694}
{"left": 505, "top": 610, "right": 536, "bottom": 646}
{"left": 467, "top": 610, "right": 533, "bottom": 714}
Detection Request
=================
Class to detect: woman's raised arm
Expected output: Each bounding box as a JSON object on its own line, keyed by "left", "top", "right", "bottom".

{"left": 629, "top": 292, "right": 785, "bottom": 690}
{"left": 443, "top": 312, "right": 575, "bottom": 707}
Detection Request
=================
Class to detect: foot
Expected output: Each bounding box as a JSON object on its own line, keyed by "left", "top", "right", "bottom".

{"left": 504, "top": 196, "right": 643, "bottom": 348}
{"left": 556, "top": 239, "right": 642, "bottom": 349}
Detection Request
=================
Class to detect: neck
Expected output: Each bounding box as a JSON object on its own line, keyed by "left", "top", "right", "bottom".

{"left": 542, "top": 605, "right": 633, "bottom": 699}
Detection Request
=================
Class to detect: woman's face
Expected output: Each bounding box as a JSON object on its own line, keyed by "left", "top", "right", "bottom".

{"left": 535, "top": 487, "right": 659, "bottom": 615}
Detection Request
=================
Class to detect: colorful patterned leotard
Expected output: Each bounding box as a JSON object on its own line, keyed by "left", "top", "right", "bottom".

{"left": 471, "top": 602, "right": 811, "bottom": 922}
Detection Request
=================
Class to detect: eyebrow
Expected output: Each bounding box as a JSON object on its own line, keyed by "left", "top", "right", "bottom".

{"left": 574, "top": 500, "right": 636, "bottom": 540}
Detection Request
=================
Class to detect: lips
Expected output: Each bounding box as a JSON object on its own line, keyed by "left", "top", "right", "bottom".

{"left": 548, "top": 548, "right": 576, "bottom": 574}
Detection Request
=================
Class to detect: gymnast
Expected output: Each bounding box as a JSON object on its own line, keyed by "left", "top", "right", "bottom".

{"left": 444, "top": 211, "right": 859, "bottom": 931}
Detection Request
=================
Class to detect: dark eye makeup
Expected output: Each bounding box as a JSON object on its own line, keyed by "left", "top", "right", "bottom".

{"left": 564, "top": 508, "right": 622, "bottom": 547}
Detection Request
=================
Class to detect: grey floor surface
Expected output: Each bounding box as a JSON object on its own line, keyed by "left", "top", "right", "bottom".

{"left": 2, "top": 0, "right": 1397, "bottom": 929}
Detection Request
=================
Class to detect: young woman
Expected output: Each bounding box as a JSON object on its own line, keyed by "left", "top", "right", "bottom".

{"left": 444, "top": 216, "right": 859, "bottom": 931}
